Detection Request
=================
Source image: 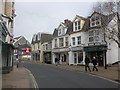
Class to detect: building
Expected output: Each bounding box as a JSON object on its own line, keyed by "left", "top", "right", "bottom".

{"left": 52, "top": 19, "right": 73, "bottom": 64}
{"left": 43, "top": 40, "right": 52, "bottom": 64}
{"left": 69, "top": 15, "right": 86, "bottom": 65}
{"left": 31, "top": 32, "right": 53, "bottom": 63}
{"left": 0, "top": 0, "right": 16, "bottom": 74}
{"left": 13, "top": 36, "right": 31, "bottom": 61}
{"left": 83, "top": 12, "right": 120, "bottom": 67}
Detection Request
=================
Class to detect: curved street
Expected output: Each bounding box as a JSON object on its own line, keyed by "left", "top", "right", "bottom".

{"left": 22, "top": 63, "right": 119, "bottom": 88}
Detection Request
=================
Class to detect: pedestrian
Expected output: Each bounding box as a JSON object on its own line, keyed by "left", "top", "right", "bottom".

{"left": 85, "top": 55, "right": 91, "bottom": 72}
{"left": 16, "top": 60, "right": 19, "bottom": 68}
{"left": 55, "top": 58, "right": 58, "bottom": 66}
{"left": 92, "top": 56, "right": 98, "bottom": 71}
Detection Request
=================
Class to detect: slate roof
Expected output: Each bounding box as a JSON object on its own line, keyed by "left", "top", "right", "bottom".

{"left": 31, "top": 33, "right": 54, "bottom": 44}
{"left": 52, "top": 19, "right": 73, "bottom": 37}
{"left": 17, "top": 44, "right": 31, "bottom": 49}
{"left": 82, "top": 12, "right": 119, "bottom": 31}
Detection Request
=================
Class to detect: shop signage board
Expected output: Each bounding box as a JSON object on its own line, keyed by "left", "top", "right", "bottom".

{"left": 84, "top": 45, "right": 107, "bottom": 52}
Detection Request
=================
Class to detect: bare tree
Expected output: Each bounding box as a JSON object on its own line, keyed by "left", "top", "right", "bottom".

{"left": 92, "top": 0, "right": 120, "bottom": 48}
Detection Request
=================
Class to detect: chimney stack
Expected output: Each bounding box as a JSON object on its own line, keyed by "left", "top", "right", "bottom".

{"left": 64, "top": 19, "right": 71, "bottom": 24}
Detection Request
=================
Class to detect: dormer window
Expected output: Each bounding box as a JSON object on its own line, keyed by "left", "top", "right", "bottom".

{"left": 37, "top": 33, "right": 41, "bottom": 41}
{"left": 33, "top": 35, "right": 36, "bottom": 41}
{"left": 74, "top": 20, "right": 81, "bottom": 31}
{"left": 58, "top": 29, "right": 61, "bottom": 35}
{"left": 90, "top": 15, "right": 101, "bottom": 27}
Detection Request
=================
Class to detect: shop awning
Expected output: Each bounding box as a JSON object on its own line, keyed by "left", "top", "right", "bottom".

{"left": 83, "top": 45, "right": 107, "bottom": 52}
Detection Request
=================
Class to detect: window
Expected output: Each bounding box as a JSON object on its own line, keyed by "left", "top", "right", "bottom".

{"left": 46, "top": 44, "right": 48, "bottom": 50}
{"left": 55, "top": 39, "right": 57, "bottom": 48}
{"left": 78, "top": 21, "right": 80, "bottom": 29}
{"left": 78, "top": 52, "right": 83, "bottom": 63}
{"left": 58, "top": 29, "right": 61, "bottom": 35}
{"left": 89, "top": 31, "right": 94, "bottom": 36}
{"left": 33, "top": 35, "right": 36, "bottom": 41}
{"left": 72, "top": 37, "right": 75, "bottom": 45}
{"left": 89, "top": 37, "right": 94, "bottom": 42}
{"left": 89, "top": 30, "right": 100, "bottom": 42}
{"left": 59, "top": 38, "right": 64, "bottom": 47}
{"left": 74, "top": 20, "right": 81, "bottom": 31}
{"left": 38, "top": 43, "right": 39, "bottom": 49}
{"left": 77, "top": 36, "right": 81, "bottom": 45}
{"left": 75, "top": 22, "right": 77, "bottom": 30}
{"left": 37, "top": 33, "right": 41, "bottom": 40}
{"left": 95, "top": 36, "right": 99, "bottom": 41}
{"left": 90, "top": 15, "right": 101, "bottom": 27}
{"left": 65, "top": 37, "right": 68, "bottom": 46}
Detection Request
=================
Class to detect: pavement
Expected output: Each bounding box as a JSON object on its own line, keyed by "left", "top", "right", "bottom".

{"left": 2, "top": 61, "right": 120, "bottom": 88}
{"left": 2, "top": 65, "right": 37, "bottom": 88}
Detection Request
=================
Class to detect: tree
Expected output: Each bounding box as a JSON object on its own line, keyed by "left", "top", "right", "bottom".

{"left": 92, "top": 0, "right": 120, "bottom": 48}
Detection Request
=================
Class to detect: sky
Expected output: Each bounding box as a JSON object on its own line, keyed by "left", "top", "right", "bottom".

{"left": 14, "top": 1, "right": 95, "bottom": 42}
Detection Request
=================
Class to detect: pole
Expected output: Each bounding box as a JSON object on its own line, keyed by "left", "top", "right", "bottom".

{"left": 104, "top": 50, "right": 107, "bottom": 69}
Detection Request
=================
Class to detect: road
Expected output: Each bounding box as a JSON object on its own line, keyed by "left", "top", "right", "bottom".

{"left": 21, "top": 63, "right": 119, "bottom": 88}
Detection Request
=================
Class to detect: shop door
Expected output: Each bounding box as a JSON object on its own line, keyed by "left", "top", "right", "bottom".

{"left": 97, "top": 51, "right": 104, "bottom": 66}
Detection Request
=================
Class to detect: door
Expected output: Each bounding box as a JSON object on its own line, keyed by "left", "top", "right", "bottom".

{"left": 74, "top": 53, "right": 77, "bottom": 64}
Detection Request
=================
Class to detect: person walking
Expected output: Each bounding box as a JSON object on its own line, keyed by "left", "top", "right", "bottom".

{"left": 92, "top": 56, "right": 98, "bottom": 71}
{"left": 55, "top": 58, "right": 58, "bottom": 66}
{"left": 85, "top": 55, "right": 91, "bottom": 72}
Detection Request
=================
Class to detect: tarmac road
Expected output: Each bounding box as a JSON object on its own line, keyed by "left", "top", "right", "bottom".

{"left": 22, "top": 63, "right": 119, "bottom": 88}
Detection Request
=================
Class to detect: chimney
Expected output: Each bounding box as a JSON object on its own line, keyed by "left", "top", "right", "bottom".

{"left": 64, "top": 19, "right": 71, "bottom": 24}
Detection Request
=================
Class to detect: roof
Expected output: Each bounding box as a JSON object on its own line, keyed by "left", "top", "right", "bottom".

{"left": 17, "top": 44, "right": 31, "bottom": 49}
{"left": 72, "top": 15, "right": 86, "bottom": 22}
{"left": 82, "top": 12, "right": 118, "bottom": 31}
{"left": 52, "top": 19, "right": 73, "bottom": 37}
{"left": 53, "top": 28, "right": 58, "bottom": 37}
{"left": 14, "top": 36, "right": 22, "bottom": 40}
{"left": 31, "top": 33, "right": 54, "bottom": 44}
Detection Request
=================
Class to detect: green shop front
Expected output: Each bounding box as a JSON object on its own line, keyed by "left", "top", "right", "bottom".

{"left": 84, "top": 45, "right": 107, "bottom": 66}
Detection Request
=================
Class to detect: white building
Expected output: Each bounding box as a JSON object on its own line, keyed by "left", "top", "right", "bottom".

{"left": 52, "top": 19, "right": 72, "bottom": 64}
{"left": 69, "top": 15, "right": 86, "bottom": 65}
{"left": 83, "top": 12, "right": 120, "bottom": 67}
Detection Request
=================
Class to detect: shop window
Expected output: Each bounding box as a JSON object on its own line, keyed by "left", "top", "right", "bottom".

{"left": 78, "top": 52, "right": 83, "bottom": 63}
{"left": 64, "top": 54, "right": 66, "bottom": 62}
{"left": 74, "top": 53, "right": 77, "bottom": 63}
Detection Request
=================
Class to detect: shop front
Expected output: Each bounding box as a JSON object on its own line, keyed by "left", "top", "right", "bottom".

{"left": 84, "top": 45, "right": 107, "bottom": 66}
{"left": 70, "top": 46, "right": 85, "bottom": 65}
{"left": 44, "top": 50, "right": 52, "bottom": 64}
{"left": 52, "top": 48, "right": 70, "bottom": 64}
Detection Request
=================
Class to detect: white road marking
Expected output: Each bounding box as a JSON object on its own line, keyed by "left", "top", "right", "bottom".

{"left": 25, "top": 69, "right": 39, "bottom": 89}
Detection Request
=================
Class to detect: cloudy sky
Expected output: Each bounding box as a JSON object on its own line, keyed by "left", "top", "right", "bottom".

{"left": 14, "top": 1, "right": 95, "bottom": 42}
